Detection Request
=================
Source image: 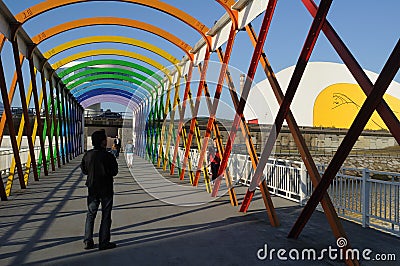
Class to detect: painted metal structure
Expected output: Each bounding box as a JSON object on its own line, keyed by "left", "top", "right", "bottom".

{"left": 0, "top": 1, "right": 398, "bottom": 265}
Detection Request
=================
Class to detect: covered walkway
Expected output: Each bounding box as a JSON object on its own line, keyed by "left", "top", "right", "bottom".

{"left": 0, "top": 1, "right": 399, "bottom": 265}
{"left": 1, "top": 155, "right": 399, "bottom": 265}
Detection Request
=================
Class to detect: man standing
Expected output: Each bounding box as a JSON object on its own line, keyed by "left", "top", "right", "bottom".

{"left": 81, "top": 130, "right": 118, "bottom": 250}
{"left": 114, "top": 135, "right": 121, "bottom": 158}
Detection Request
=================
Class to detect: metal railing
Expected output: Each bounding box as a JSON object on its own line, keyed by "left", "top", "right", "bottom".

{"left": 162, "top": 145, "right": 400, "bottom": 237}
{"left": 0, "top": 138, "right": 68, "bottom": 187}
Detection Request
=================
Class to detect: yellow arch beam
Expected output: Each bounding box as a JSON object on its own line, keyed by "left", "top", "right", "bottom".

{"left": 52, "top": 49, "right": 170, "bottom": 77}
{"left": 33, "top": 17, "right": 193, "bottom": 59}
{"left": 45, "top": 37, "right": 180, "bottom": 81}
{"left": 16, "top": 0, "right": 211, "bottom": 47}
{"left": 43, "top": 35, "right": 179, "bottom": 65}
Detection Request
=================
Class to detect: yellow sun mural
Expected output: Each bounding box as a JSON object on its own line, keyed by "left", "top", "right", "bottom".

{"left": 313, "top": 83, "right": 400, "bottom": 130}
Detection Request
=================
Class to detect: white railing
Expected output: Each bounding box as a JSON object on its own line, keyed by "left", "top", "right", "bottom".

{"left": 301, "top": 166, "right": 400, "bottom": 236}
{"left": 161, "top": 145, "right": 400, "bottom": 237}
{"left": 1, "top": 136, "right": 69, "bottom": 188}
{"left": 228, "top": 154, "right": 304, "bottom": 202}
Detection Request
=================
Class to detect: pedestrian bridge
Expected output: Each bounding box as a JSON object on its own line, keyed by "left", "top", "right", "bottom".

{"left": 0, "top": 155, "right": 399, "bottom": 265}
{"left": 0, "top": 1, "right": 399, "bottom": 265}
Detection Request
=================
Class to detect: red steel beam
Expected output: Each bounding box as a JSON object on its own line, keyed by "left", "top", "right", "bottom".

{"left": 245, "top": 23, "right": 358, "bottom": 266}
{"left": 0, "top": 56, "right": 24, "bottom": 199}
{"left": 196, "top": 63, "right": 238, "bottom": 206}
{"left": 170, "top": 62, "right": 194, "bottom": 175}
{"left": 240, "top": 0, "right": 332, "bottom": 212}
{"left": 193, "top": 26, "right": 236, "bottom": 186}
{"left": 211, "top": 0, "right": 279, "bottom": 226}
{"left": 289, "top": 39, "right": 400, "bottom": 238}
{"left": 216, "top": 46, "right": 260, "bottom": 189}
{"left": 212, "top": 0, "right": 276, "bottom": 193}
{"left": 10, "top": 28, "right": 39, "bottom": 181}
{"left": 179, "top": 47, "right": 211, "bottom": 180}
{"left": 0, "top": 58, "right": 22, "bottom": 147}
{"left": 27, "top": 49, "right": 48, "bottom": 176}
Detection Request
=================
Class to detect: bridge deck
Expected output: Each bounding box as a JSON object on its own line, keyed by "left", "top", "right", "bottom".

{"left": 0, "top": 155, "right": 399, "bottom": 265}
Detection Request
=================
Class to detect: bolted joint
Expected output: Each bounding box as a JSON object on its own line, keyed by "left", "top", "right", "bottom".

{"left": 10, "top": 22, "right": 22, "bottom": 41}
{"left": 26, "top": 43, "right": 38, "bottom": 59}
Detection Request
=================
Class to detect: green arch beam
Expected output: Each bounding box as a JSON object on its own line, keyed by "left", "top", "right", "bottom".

{"left": 64, "top": 67, "right": 158, "bottom": 92}
{"left": 58, "top": 59, "right": 163, "bottom": 83}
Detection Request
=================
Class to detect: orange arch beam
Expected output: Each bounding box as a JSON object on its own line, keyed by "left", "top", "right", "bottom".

{"left": 32, "top": 17, "right": 193, "bottom": 59}
{"left": 16, "top": 0, "right": 211, "bottom": 47}
{"left": 216, "top": 0, "right": 238, "bottom": 30}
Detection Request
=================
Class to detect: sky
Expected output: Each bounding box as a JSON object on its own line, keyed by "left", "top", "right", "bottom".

{"left": 1, "top": 0, "right": 399, "bottom": 112}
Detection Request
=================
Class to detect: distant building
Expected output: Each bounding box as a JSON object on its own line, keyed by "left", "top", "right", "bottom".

{"left": 244, "top": 62, "right": 400, "bottom": 130}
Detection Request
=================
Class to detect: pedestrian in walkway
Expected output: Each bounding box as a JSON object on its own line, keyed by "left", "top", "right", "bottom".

{"left": 110, "top": 144, "right": 118, "bottom": 157}
{"left": 125, "top": 140, "right": 134, "bottom": 168}
{"left": 114, "top": 135, "right": 121, "bottom": 158}
{"left": 208, "top": 139, "right": 221, "bottom": 182}
{"left": 81, "top": 130, "right": 118, "bottom": 250}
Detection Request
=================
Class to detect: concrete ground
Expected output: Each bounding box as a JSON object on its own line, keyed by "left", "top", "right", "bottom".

{"left": 0, "top": 155, "right": 399, "bottom": 265}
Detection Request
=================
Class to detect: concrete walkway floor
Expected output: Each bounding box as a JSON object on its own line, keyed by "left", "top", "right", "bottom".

{"left": 0, "top": 155, "right": 399, "bottom": 265}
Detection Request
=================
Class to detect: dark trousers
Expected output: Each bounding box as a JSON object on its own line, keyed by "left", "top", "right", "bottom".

{"left": 211, "top": 162, "right": 220, "bottom": 181}
{"left": 84, "top": 194, "right": 113, "bottom": 246}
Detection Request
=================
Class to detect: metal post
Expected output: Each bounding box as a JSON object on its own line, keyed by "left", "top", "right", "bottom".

{"left": 55, "top": 82, "right": 65, "bottom": 165}
{"left": 71, "top": 99, "right": 77, "bottom": 158}
{"left": 72, "top": 95, "right": 75, "bottom": 156}
{"left": 27, "top": 53, "right": 48, "bottom": 176}
{"left": 299, "top": 162, "right": 308, "bottom": 206}
{"left": 60, "top": 87, "right": 69, "bottom": 163}
{"left": 48, "top": 77, "right": 61, "bottom": 168}
{"left": 40, "top": 72, "right": 55, "bottom": 171}
{"left": 68, "top": 93, "right": 74, "bottom": 159}
{"left": 80, "top": 106, "right": 85, "bottom": 154}
{"left": 157, "top": 83, "right": 171, "bottom": 167}
{"left": 73, "top": 99, "right": 78, "bottom": 157}
{"left": 155, "top": 89, "right": 165, "bottom": 163}
{"left": 361, "top": 168, "right": 370, "bottom": 228}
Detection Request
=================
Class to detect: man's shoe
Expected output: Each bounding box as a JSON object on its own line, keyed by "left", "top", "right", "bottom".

{"left": 99, "top": 242, "right": 116, "bottom": 250}
{"left": 84, "top": 240, "right": 95, "bottom": 250}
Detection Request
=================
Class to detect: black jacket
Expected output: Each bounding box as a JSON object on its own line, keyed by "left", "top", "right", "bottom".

{"left": 81, "top": 147, "right": 118, "bottom": 196}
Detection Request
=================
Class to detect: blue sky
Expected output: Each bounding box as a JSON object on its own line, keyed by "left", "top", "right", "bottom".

{"left": 1, "top": 0, "right": 399, "bottom": 112}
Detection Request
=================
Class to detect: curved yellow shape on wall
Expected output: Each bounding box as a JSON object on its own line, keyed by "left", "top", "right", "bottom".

{"left": 314, "top": 83, "right": 400, "bottom": 130}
